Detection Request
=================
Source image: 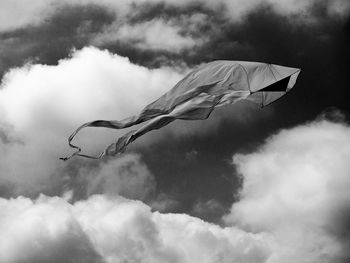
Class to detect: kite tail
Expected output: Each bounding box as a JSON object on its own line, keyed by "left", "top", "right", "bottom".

{"left": 95, "top": 95, "right": 223, "bottom": 157}
{"left": 59, "top": 149, "right": 105, "bottom": 161}
{"left": 60, "top": 107, "right": 170, "bottom": 161}
{"left": 60, "top": 93, "right": 225, "bottom": 161}
{"left": 59, "top": 136, "right": 106, "bottom": 161}
{"left": 60, "top": 120, "right": 126, "bottom": 161}
{"left": 60, "top": 121, "right": 102, "bottom": 161}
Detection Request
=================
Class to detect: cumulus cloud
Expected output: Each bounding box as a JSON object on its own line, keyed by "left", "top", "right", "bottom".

{"left": 225, "top": 119, "right": 350, "bottom": 262}
{"left": 0, "top": 194, "right": 272, "bottom": 263}
{"left": 1, "top": 118, "right": 349, "bottom": 263}
{"left": 0, "top": 47, "right": 183, "bottom": 195}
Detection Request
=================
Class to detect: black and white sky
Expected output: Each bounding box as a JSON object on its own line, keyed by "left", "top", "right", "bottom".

{"left": 0, "top": 0, "right": 350, "bottom": 262}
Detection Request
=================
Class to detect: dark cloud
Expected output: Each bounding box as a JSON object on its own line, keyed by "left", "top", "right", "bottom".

{"left": 316, "top": 107, "right": 348, "bottom": 123}
{"left": 0, "top": 4, "right": 115, "bottom": 79}
{"left": 126, "top": 1, "right": 215, "bottom": 23}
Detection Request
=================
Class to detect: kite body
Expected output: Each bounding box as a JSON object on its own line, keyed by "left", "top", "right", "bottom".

{"left": 61, "top": 61, "right": 300, "bottom": 160}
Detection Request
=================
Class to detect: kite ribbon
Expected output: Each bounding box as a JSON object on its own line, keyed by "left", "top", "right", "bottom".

{"left": 60, "top": 90, "right": 250, "bottom": 161}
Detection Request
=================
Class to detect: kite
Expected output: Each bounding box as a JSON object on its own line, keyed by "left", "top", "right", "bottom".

{"left": 61, "top": 60, "right": 300, "bottom": 161}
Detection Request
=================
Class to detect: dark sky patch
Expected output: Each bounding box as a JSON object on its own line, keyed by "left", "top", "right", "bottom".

{"left": 132, "top": 104, "right": 274, "bottom": 217}
{"left": 119, "top": 6, "right": 350, "bottom": 220}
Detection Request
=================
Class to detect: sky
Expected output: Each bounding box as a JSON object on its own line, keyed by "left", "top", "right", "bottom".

{"left": 0, "top": 0, "right": 349, "bottom": 262}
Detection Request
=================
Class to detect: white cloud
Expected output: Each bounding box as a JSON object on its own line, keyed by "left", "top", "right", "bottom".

{"left": 0, "top": 47, "right": 183, "bottom": 195}
{"left": 225, "top": 120, "right": 350, "bottom": 262}
{"left": 92, "top": 18, "right": 203, "bottom": 52}
{"left": 0, "top": 194, "right": 272, "bottom": 263}
{"left": 1, "top": 119, "right": 349, "bottom": 263}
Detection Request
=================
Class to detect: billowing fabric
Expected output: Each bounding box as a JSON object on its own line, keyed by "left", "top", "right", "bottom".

{"left": 61, "top": 61, "right": 300, "bottom": 161}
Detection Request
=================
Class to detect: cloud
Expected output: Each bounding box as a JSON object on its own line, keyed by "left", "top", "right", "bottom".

{"left": 219, "top": 0, "right": 350, "bottom": 22}
{"left": 0, "top": 117, "right": 349, "bottom": 262}
{"left": 0, "top": 195, "right": 106, "bottom": 263}
{"left": 0, "top": 194, "right": 272, "bottom": 263}
{"left": 1, "top": 0, "right": 349, "bottom": 33}
{"left": 0, "top": 47, "right": 183, "bottom": 195}
{"left": 91, "top": 18, "right": 205, "bottom": 52}
{"left": 0, "top": 0, "right": 350, "bottom": 63}
{"left": 0, "top": 0, "right": 56, "bottom": 32}
{"left": 83, "top": 154, "right": 156, "bottom": 200}
{"left": 225, "top": 119, "right": 350, "bottom": 262}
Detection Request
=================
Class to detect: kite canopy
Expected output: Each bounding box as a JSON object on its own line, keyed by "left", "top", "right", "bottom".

{"left": 61, "top": 61, "right": 300, "bottom": 161}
